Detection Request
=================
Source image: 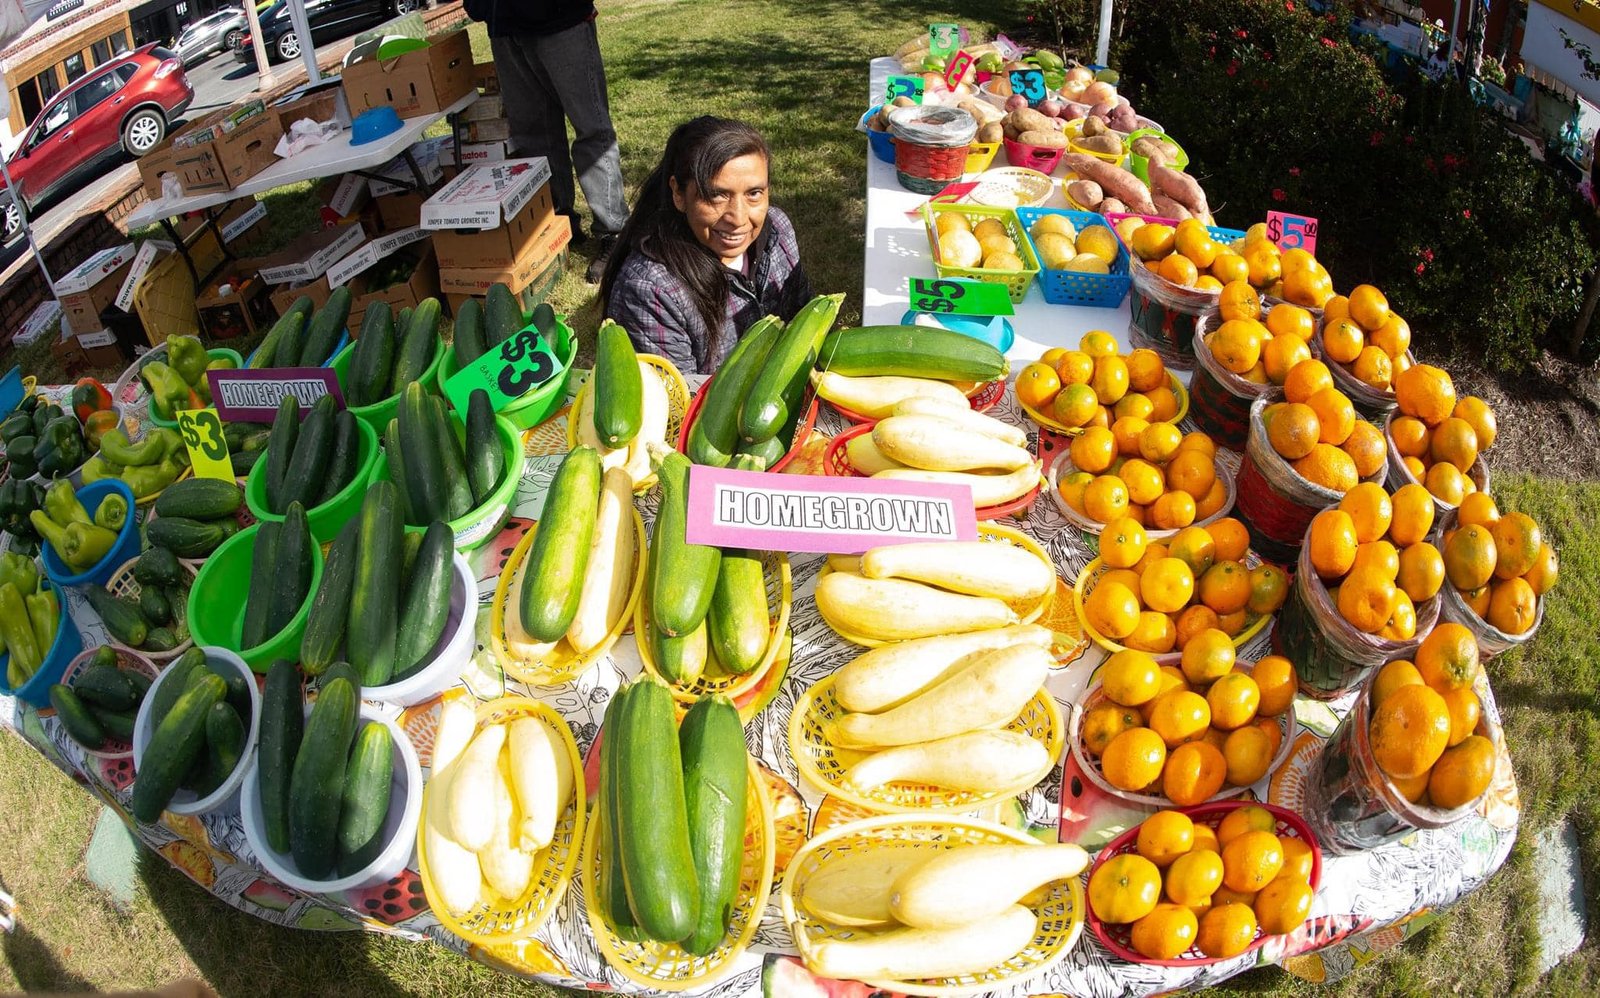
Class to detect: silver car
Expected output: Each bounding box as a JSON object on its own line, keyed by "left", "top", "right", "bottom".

{"left": 173, "top": 8, "right": 249, "bottom": 67}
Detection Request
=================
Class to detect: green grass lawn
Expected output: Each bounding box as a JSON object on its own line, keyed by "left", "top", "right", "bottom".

{"left": 2, "top": 0, "right": 1598, "bottom": 994}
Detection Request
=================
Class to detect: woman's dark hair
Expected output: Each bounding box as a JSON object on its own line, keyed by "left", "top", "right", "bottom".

{"left": 601, "top": 116, "right": 770, "bottom": 342}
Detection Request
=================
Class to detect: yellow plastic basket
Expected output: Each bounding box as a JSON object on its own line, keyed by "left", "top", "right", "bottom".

{"left": 921, "top": 203, "right": 1040, "bottom": 304}
{"left": 1018, "top": 370, "right": 1191, "bottom": 437}
{"left": 817, "top": 523, "right": 1055, "bottom": 648}
{"left": 1072, "top": 555, "right": 1272, "bottom": 665}
{"left": 582, "top": 758, "right": 775, "bottom": 992}
{"left": 490, "top": 508, "right": 648, "bottom": 686}
{"left": 634, "top": 550, "right": 792, "bottom": 704}
{"left": 787, "top": 673, "right": 1063, "bottom": 813}
{"left": 778, "top": 814, "right": 1085, "bottom": 997}
{"left": 417, "top": 697, "right": 585, "bottom": 944}
{"left": 964, "top": 140, "right": 1001, "bottom": 174}
{"left": 565, "top": 354, "right": 691, "bottom": 493}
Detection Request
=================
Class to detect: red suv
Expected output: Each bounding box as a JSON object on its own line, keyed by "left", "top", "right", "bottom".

{"left": 0, "top": 45, "right": 194, "bottom": 241}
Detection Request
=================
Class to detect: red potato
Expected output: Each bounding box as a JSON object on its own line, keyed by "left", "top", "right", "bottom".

{"left": 1148, "top": 163, "right": 1212, "bottom": 220}
{"left": 1061, "top": 153, "right": 1157, "bottom": 215}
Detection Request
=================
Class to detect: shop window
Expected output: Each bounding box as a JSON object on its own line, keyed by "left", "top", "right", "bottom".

{"left": 91, "top": 38, "right": 112, "bottom": 66}
{"left": 63, "top": 53, "right": 86, "bottom": 83}
{"left": 111, "top": 30, "right": 130, "bottom": 54}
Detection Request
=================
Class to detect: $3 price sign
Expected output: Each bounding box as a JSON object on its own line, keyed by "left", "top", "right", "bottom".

{"left": 1008, "top": 69, "right": 1047, "bottom": 106}
{"left": 444, "top": 323, "right": 566, "bottom": 417}
{"left": 176, "top": 407, "right": 234, "bottom": 481}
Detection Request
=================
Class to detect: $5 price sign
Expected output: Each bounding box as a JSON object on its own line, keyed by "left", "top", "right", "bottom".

{"left": 909, "top": 277, "right": 1014, "bottom": 316}
{"left": 1266, "top": 210, "right": 1319, "bottom": 255}
{"left": 176, "top": 407, "right": 234, "bottom": 481}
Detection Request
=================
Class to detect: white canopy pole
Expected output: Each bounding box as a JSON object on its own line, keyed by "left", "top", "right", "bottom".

{"left": 0, "top": 158, "right": 56, "bottom": 293}
{"left": 1095, "top": 0, "right": 1114, "bottom": 67}
{"left": 288, "top": 0, "right": 321, "bottom": 85}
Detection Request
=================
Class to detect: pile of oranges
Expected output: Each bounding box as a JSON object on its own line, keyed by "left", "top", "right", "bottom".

{"left": 1259, "top": 361, "right": 1385, "bottom": 493}
{"left": 1367, "top": 624, "right": 1498, "bottom": 810}
{"left": 1087, "top": 805, "right": 1315, "bottom": 960}
{"left": 1120, "top": 219, "right": 1335, "bottom": 308}
{"left": 1389, "top": 362, "right": 1498, "bottom": 506}
{"left": 1306, "top": 483, "right": 1444, "bottom": 640}
{"left": 1084, "top": 516, "right": 1289, "bottom": 654}
{"left": 1440, "top": 495, "right": 1557, "bottom": 636}
{"left": 1206, "top": 281, "right": 1321, "bottom": 387}
{"left": 1016, "top": 333, "right": 1181, "bottom": 432}
{"left": 1319, "top": 285, "right": 1412, "bottom": 393}
{"left": 1058, "top": 426, "right": 1227, "bottom": 530}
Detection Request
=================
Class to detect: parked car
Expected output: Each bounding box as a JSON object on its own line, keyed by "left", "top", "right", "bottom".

{"left": 237, "top": 0, "right": 418, "bottom": 64}
{"left": 0, "top": 45, "right": 194, "bottom": 241}
{"left": 173, "top": 7, "right": 248, "bottom": 67}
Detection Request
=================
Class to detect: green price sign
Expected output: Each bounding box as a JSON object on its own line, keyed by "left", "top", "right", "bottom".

{"left": 444, "top": 324, "right": 564, "bottom": 418}
{"left": 884, "top": 74, "right": 924, "bottom": 105}
{"left": 176, "top": 407, "right": 234, "bottom": 481}
{"left": 909, "top": 277, "right": 1015, "bottom": 317}
{"left": 928, "top": 22, "right": 960, "bottom": 59}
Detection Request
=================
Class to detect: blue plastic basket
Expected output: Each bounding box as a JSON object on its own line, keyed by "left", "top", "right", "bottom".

{"left": 0, "top": 581, "right": 82, "bottom": 707}
{"left": 244, "top": 329, "right": 349, "bottom": 368}
{"left": 861, "top": 107, "right": 895, "bottom": 164}
{"left": 41, "top": 478, "right": 141, "bottom": 589}
{"left": 1014, "top": 207, "right": 1133, "bottom": 309}
{"left": 0, "top": 367, "right": 23, "bottom": 417}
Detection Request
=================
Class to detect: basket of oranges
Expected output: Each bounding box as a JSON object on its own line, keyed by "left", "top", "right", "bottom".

{"left": 1273, "top": 484, "right": 1444, "bottom": 700}
{"left": 1086, "top": 802, "right": 1322, "bottom": 964}
{"left": 1305, "top": 633, "right": 1502, "bottom": 854}
{"left": 1189, "top": 286, "right": 1328, "bottom": 451}
{"left": 1313, "top": 285, "right": 1415, "bottom": 420}
{"left": 1013, "top": 336, "right": 1189, "bottom": 438}
{"left": 1432, "top": 502, "right": 1553, "bottom": 658}
{"left": 1110, "top": 214, "right": 1260, "bottom": 364}
{"left": 1381, "top": 364, "right": 1494, "bottom": 515}
{"left": 1047, "top": 426, "right": 1235, "bottom": 540}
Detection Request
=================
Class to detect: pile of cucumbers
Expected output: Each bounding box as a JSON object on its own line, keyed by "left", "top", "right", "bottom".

{"left": 130, "top": 647, "right": 255, "bottom": 822}
{"left": 453, "top": 284, "right": 558, "bottom": 369}
{"left": 385, "top": 384, "right": 503, "bottom": 527}
{"left": 222, "top": 420, "right": 271, "bottom": 478}
{"left": 248, "top": 289, "right": 353, "bottom": 370}
{"left": 148, "top": 477, "right": 246, "bottom": 560}
{"left": 239, "top": 501, "right": 314, "bottom": 651}
{"left": 300, "top": 482, "right": 456, "bottom": 687}
{"left": 685, "top": 293, "right": 844, "bottom": 469}
{"left": 86, "top": 546, "right": 193, "bottom": 653}
{"left": 344, "top": 298, "right": 444, "bottom": 407}
{"left": 260, "top": 395, "right": 365, "bottom": 515}
{"left": 49, "top": 647, "right": 151, "bottom": 751}
{"left": 597, "top": 679, "right": 748, "bottom": 954}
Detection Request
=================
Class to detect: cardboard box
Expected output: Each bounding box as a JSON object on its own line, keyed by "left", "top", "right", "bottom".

{"left": 269, "top": 275, "right": 333, "bottom": 318}
{"left": 273, "top": 85, "right": 343, "bottom": 133}
{"left": 342, "top": 30, "right": 475, "bottom": 120}
{"left": 174, "top": 198, "right": 266, "bottom": 242}
{"left": 458, "top": 119, "right": 511, "bottom": 144}
{"left": 445, "top": 251, "right": 565, "bottom": 318}
{"left": 197, "top": 273, "right": 275, "bottom": 341}
{"left": 326, "top": 226, "right": 432, "bottom": 289}
{"left": 138, "top": 108, "right": 284, "bottom": 198}
{"left": 432, "top": 182, "right": 554, "bottom": 271}
{"left": 12, "top": 299, "right": 62, "bottom": 347}
{"left": 437, "top": 213, "right": 572, "bottom": 297}
{"left": 375, "top": 190, "right": 425, "bottom": 231}
{"left": 422, "top": 159, "right": 555, "bottom": 269}
{"left": 323, "top": 173, "right": 370, "bottom": 218}
{"left": 367, "top": 136, "right": 447, "bottom": 197}
{"left": 348, "top": 244, "right": 441, "bottom": 332}
{"left": 50, "top": 329, "right": 87, "bottom": 375}
{"left": 459, "top": 94, "right": 503, "bottom": 122}
{"left": 58, "top": 244, "right": 136, "bottom": 332}
{"left": 256, "top": 223, "right": 368, "bottom": 285}
{"left": 77, "top": 328, "right": 127, "bottom": 368}
{"left": 454, "top": 141, "right": 510, "bottom": 167}
{"left": 472, "top": 61, "right": 499, "bottom": 95}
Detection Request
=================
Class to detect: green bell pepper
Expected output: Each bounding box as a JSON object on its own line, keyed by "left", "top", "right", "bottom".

{"left": 0, "top": 412, "right": 31, "bottom": 443}
{"left": 98, "top": 428, "right": 165, "bottom": 467}
{"left": 166, "top": 336, "right": 209, "bottom": 387}
{"left": 93, "top": 492, "right": 128, "bottom": 532}
{"left": 0, "top": 583, "right": 40, "bottom": 680}
{"left": 26, "top": 588, "right": 56, "bottom": 653}
{"left": 32, "top": 417, "right": 85, "bottom": 479}
{"left": 44, "top": 480, "right": 89, "bottom": 526}
{"left": 0, "top": 552, "right": 38, "bottom": 595}
{"left": 4, "top": 434, "right": 37, "bottom": 478}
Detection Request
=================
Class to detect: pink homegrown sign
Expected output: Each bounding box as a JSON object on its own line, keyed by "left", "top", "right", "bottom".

{"left": 685, "top": 465, "right": 979, "bottom": 555}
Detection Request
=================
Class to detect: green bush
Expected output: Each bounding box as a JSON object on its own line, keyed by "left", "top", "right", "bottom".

{"left": 1104, "top": 0, "right": 1600, "bottom": 371}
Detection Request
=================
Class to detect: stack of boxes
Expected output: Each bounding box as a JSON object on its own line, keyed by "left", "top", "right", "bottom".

{"left": 423, "top": 158, "right": 571, "bottom": 315}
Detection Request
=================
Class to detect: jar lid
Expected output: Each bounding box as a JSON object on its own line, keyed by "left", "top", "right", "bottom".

{"left": 887, "top": 105, "right": 977, "bottom": 147}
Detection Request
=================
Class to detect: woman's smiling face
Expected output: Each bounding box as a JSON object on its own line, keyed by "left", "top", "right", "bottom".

{"left": 670, "top": 152, "right": 770, "bottom": 264}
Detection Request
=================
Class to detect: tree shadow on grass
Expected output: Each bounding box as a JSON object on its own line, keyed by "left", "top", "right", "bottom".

{"left": 3, "top": 921, "right": 99, "bottom": 993}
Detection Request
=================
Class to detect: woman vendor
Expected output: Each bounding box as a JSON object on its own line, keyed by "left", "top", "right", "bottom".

{"left": 600, "top": 116, "right": 813, "bottom": 374}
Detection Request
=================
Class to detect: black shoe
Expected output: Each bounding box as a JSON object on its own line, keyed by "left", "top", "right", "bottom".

{"left": 586, "top": 236, "right": 616, "bottom": 284}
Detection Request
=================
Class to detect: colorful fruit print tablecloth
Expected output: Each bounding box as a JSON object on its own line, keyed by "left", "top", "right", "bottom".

{"left": 0, "top": 376, "right": 1521, "bottom": 996}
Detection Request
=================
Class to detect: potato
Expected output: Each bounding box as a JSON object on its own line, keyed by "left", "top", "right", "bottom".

{"left": 1002, "top": 121, "right": 1021, "bottom": 141}
{"left": 1005, "top": 108, "right": 1054, "bottom": 134}
{"left": 1016, "top": 129, "right": 1068, "bottom": 149}
{"left": 1080, "top": 116, "right": 1107, "bottom": 137}
{"left": 1067, "top": 180, "right": 1104, "bottom": 208}
{"left": 1074, "top": 134, "right": 1123, "bottom": 155}
{"left": 977, "top": 121, "right": 1004, "bottom": 144}
{"left": 868, "top": 115, "right": 887, "bottom": 132}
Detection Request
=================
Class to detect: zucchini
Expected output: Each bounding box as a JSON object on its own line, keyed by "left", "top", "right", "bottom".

{"left": 598, "top": 683, "right": 647, "bottom": 940}
{"left": 240, "top": 521, "right": 281, "bottom": 650}
{"left": 686, "top": 315, "right": 782, "bottom": 467}
{"left": 739, "top": 293, "right": 842, "bottom": 443}
{"left": 50, "top": 684, "right": 106, "bottom": 749}
{"left": 265, "top": 502, "right": 313, "bottom": 639}
{"left": 259, "top": 659, "right": 304, "bottom": 853}
{"left": 145, "top": 517, "right": 227, "bottom": 559}
{"left": 389, "top": 297, "right": 442, "bottom": 394}
{"left": 280, "top": 394, "right": 335, "bottom": 511}
{"left": 348, "top": 481, "right": 402, "bottom": 686}
{"left": 617, "top": 677, "right": 700, "bottom": 941}
{"left": 707, "top": 548, "right": 768, "bottom": 675}
{"left": 592, "top": 320, "right": 643, "bottom": 447}
{"left": 393, "top": 521, "right": 454, "bottom": 679}
{"left": 214, "top": 665, "right": 252, "bottom": 723}
{"left": 654, "top": 618, "right": 707, "bottom": 686}
{"left": 678, "top": 694, "right": 748, "bottom": 955}
{"left": 383, "top": 417, "right": 417, "bottom": 524}
{"left": 134, "top": 546, "right": 182, "bottom": 587}
{"left": 337, "top": 721, "right": 395, "bottom": 876}
{"left": 264, "top": 396, "right": 301, "bottom": 515}
{"left": 401, "top": 528, "right": 423, "bottom": 577}
{"left": 130, "top": 673, "right": 226, "bottom": 823}
{"left": 316, "top": 410, "right": 361, "bottom": 506}
{"left": 85, "top": 586, "right": 148, "bottom": 649}
{"left": 288, "top": 675, "right": 358, "bottom": 879}
{"left": 300, "top": 285, "right": 353, "bottom": 367}
{"left": 516, "top": 446, "right": 601, "bottom": 642}
{"left": 191, "top": 701, "right": 246, "bottom": 799}
{"left": 465, "top": 389, "right": 503, "bottom": 505}
{"left": 347, "top": 303, "right": 396, "bottom": 407}
{"left": 735, "top": 433, "right": 785, "bottom": 470}
{"left": 452, "top": 297, "right": 486, "bottom": 367}
{"left": 147, "top": 647, "right": 205, "bottom": 731}
{"left": 300, "top": 517, "right": 361, "bottom": 675}
{"left": 429, "top": 397, "right": 473, "bottom": 519}
{"left": 152, "top": 478, "right": 243, "bottom": 521}
{"left": 72, "top": 663, "right": 138, "bottom": 711}
{"left": 88, "top": 705, "right": 136, "bottom": 741}
{"left": 649, "top": 450, "right": 721, "bottom": 637}
{"left": 140, "top": 586, "right": 171, "bottom": 627}
{"left": 817, "top": 324, "right": 1009, "bottom": 382}
{"left": 530, "top": 302, "right": 558, "bottom": 351}
{"left": 398, "top": 384, "right": 445, "bottom": 524}
{"left": 249, "top": 299, "right": 312, "bottom": 369}
{"left": 485, "top": 283, "right": 525, "bottom": 348}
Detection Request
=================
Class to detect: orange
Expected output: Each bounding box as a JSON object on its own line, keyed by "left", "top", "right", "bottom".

{"left": 1127, "top": 348, "right": 1167, "bottom": 393}
{"left": 1372, "top": 659, "right": 1424, "bottom": 706}
{"left": 1166, "top": 849, "right": 1225, "bottom": 905}
{"left": 1179, "top": 431, "right": 1218, "bottom": 458}
{"left": 1092, "top": 355, "right": 1131, "bottom": 405}
{"left": 1140, "top": 422, "right": 1184, "bottom": 463}
{"left": 1248, "top": 564, "right": 1290, "bottom": 615}
{"left": 1057, "top": 471, "right": 1093, "bottom": 515}
{"left": 1071, "top": 425, "right": 1118, "bottom": 473}
{"left": 1195, "top": 477, "right": 1229, "bottom": 524}
{"left": 1390, "top": 415, "right": 1431, "bottom": 458}
{"left": 1101, "top": 649, "right": 1164, "bottom": 707}
{"left": 1283, "top": 358, "right": 1334, "bottom": 404}
{"left": 1103, "top": 568, "right": 1143, "bottom": 595}
{"left": 1210, "top": 319, "right": 1263, "bottom": 374}
{"left": 1253, "top": 656, "right": 1296, "bottom": 715}
{"left": 1490, "top": 512, "right": 1542, "bottom": 580}
{"left": 1114, "top": 395, "right": 1156, "bottom": 428}
{"left": 1217, "top": 805, "right": 1276, "bottom": 846}
{"left": 1085, "top": 475, "right": 1131, "bottom": 524}
{"left": 1126, "top": 503, "right": 1150, "bottom": 528}
{"left": 1463, "top": 584, "right": 1493, "bottom": 618}
{"left": 1444, "top": 524, "right": 1497, "bottom": 591}
{"left": 1136, "top": 809, "right": 1196, "bottom": 868}
{"left": 1243, "top": 238, "right": 1281, "bottom": 287}
{"left": 1197, "top": 903, "right": 1258, "bottom": 959}
{"left": 1453, "top": 395, "right": 1497, "bottom": 450}
{"left": 1087, "top": 579, "right": 1142, "bottom": 639}
{"left": 1352, "top": 345, "right": 1394, "bottom": 390}
{"left": 1394, "top": 363, "right": 1457, "bottom": 427}
{"left": 1196, "top": 518, "right": 1246, "bottom": 565}
{"left": 1370, "top": 313, "right": 1411, "bottom": 358}
{"left": 1191, "top": 823, "right": 1222, "bottom": 857}
{"left": 1292, "top": 440, "right": 1360, "bottom": 491}
{"left": 1083, "top": 702, "right": 1144, "bottom": 756}
{"left": 1198, "top": 560, "right": 1251, "bottom": 615}
{"left": 1175, "top": 604, "right": 1222, "bottom": 648}
{"left": 1487, "top": 577, "right": 1538, "bottom": 635}
{"left": 1394, "top": 542, "right": 1444, "bottom": 603}
{"left": 1278, "top": 836, "right": 1315, "bottom": 883}
{"left": 1211, "top": 886, "right": 1259, "bottom": 908}
{"left": 1267, "top": 402, "right": 1320, "bottom": 460}
{"left": 1055, "top": 349, "right": 1096, "bottom": 386}
{"left": 1424, "top": 461, "right": 1467, "bottom": 505}
{"left": 1223, "top": 724, "right": 1274, "bottom": 786}
{"left": 1524, "top": 542, "right": 1559, "bottom": 597}
{"left": 1369, "top": 683, "right": 1452, "bottom": 779}
{"left": 1416, "top": 623, "right": 1482, "bottom": 692}
{"left": 1131, "top": 904, "right": 1201, "bottom": 960}
{"left": 1148, "top": 690, "right": 1212, "bottom": 747}
{"left": 1347, "top": 284, "right": 1390, "bottom": 331}
{"left": 1168, "top": 526, "right": 1217, "bottom": 577}
{"left": 1306, "top": 387, "right": 1355, "bottom": 446}
{"left": 1338, "top": 482, "right": 1393, "bottom": 543}
{"left": 1350, "top": 539, "right": 1399, "bottom": 581}
{"left": 1255, "top": 876, "right": 1314, "bottom": 935}
{"left": 1103, "top": 726, "right": 1168, "bottom": 794}
{"left": 1427, "top": 734, "right": 1497, "bottom": 809}
{"left": 1402, "top": 455, "right": 1427, "bottom": 481}
{"left": 1341, "top": 419, "right": 1388, "bottom": 478}
{"left": 1217, "top": 608, "right": 1249, "bottom": 636}
{"left": 1159, "top": 252, "right": 1200, "bottom": 287}
{"left": 1430, "top": 417, "right": 1479, "bottom": 472}
{"left": 1120, "top": 458, "right": 1165, "bottom": 504}
{"left": 1135, "top": 541, "right": 1172, "bottom": 575}
{"left": 1207, "top": 672, "right": 1261, "bottom": 730}
{"left": 1337, "top": 566, "right": 1397, "bottom": 634}
{"left": 1151, "top": 665, "right": 1191, "bottom": 701}
{"left": 1221, "top": 829, "right": 1285, "bottom": 893}
{"left": 1141, "top": 558, "right": 1196, "bottom": 614}
{"left": 1253, "top": 715, "right": 1284, "bottom": 758}
{"left": 1088, "top": 852, "right": 1163, "bottom": 923}
{"left": 1380, "top": 590, "right": 1417, "bottom": 641}
{"left": 1308, "top": 509, "right": 1359, "bottom": 579}
{"left": 1441, "top": 686, "right": 1480, "bottom": 747}
{"left": 1389, "top": 483, "right": 1435, "bottom": 546}
{"left": 1265, "top": 303, "right": 1314, "bottom": 341}
{"left": 1321, "top": 318, "right": 1365, "bottom": 364}
{"left": 1219, "top": 279, "right": 1261, "bottom": 321}
{"left": 1052, "top": 382, "right": 1100, "bottom": 427}
{"left": 1151, "top": 491, "right": 1197, "bottom": 530}
{"left": 1181, "top": 628, "right": 1236, "bottom": 684}
{"left": 1456, "top": 492, "right": 1500, "bottom": 529}
{"left": 1040, "top": 347, "right": 1069, "bottom": 368}
{"left": 1015, "top": 362, "right": 1061, "bottom": 410}
{"left": 1164, "top": 741, "right": 1228, "bottom": 805}
{"left": 1167, "top": 449, "right": 1217, "bottom": 499}
{"left": 1100, "top": 516, "right": 1149, "bottom": 568}
{"left": 1126, "top": 611, "right": 1180, "bottom": 654}
{"left": 1081, "top": 330, "right": 1120, "bottom": 357}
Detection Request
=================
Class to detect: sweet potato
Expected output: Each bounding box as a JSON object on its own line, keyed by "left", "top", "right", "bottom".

{"left": 1062, "top": 153, "right": 1157, "bottom": 214}
{"left": 1067, "top": 180, "right": 1104, "bottom": 209}
{"left": 1017, "top": 129, "right": 1068, "bottom": 149}
{"left": 1100, "top": 197, "right": 1128, "bottom": 215}
{"left": 1073, "top": 134, "right": 1123, "bottom": 155}
{"left": 1088, "top": 100, "right": 1117, "bottom": 120}
{"left": 1149, "top": 163, "right": 1211, "bottom": 219}
{"left": 1132, "top": 136, "right": 1178, "bottom": 164}
{"left": 1151, "top": 193, "right": 1192, "bottom": 220}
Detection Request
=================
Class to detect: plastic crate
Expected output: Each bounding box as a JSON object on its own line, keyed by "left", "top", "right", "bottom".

{"left": 1014, "top": 207, "right": 1132, "bottom": 308}
{"left": 921, "top": 202, "right": 1040, "bottom": 303}
{"left": 1001, "top": 138, "right": 1064, "bottom": 174}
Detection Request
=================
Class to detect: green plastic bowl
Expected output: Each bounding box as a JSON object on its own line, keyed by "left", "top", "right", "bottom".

{"left": 329, "top": 336, "right": 447, "bottom": 439}
{"left": 146, "top": 348, "right": 246, "bottom": 429}
{"left": 188, "top": 522, "right": 326, "bottom": 673}
{"left": 373, "top": 410, "right": 524, "bottom": 552}
{"left": 433, "top": 316, "right": 577, "bottom": 429}
{"left": 242, "top": 414, "right": 381, "bottom": 543}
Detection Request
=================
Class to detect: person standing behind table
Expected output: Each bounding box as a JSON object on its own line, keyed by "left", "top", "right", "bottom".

{"left": 462, "top": 0, "right": 630, "bottom": 283}
{"left": 600, "top": 116, "right": 813, "bottom": 375}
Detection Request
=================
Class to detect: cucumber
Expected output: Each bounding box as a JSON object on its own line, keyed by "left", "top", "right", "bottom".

{"left": 347, "top": 303, "right": 396, "bottom": 407}
{"left": 530, "top": 302, "right": 558, "bottom": 351}
{"left": 231, "top": 450, "right": 264, "bottom": 476}
{"left": 516, "top": 446, "right": 601, "bottom": 642}
{"left": 240, "top": 521, "right": 281, "bottom": 650}
{"left": 214, "top": 666, "right": 252, "bottom": 722}
{"left": 452, "top": 297, "right": 486, "bottom": 367}
{"left": 678, "top": 694, "right": 748, "bottom": 955}
{"left": 50, "top": 684, "right": 106, "bottom": 749}
{"left": 259, "top": 659, "right": 304, "bottom": 853}
{"left": 707, "top": 548, "right": 768, "bottom": 675}
{"left": 598, "top": 683, "right": 647, "bottom": 940}
{"left": 401, "top": 528, "right": 423, "bottom": 577}
{"left": 73, "top": 663, "right": 139, "bottom": 711}
{"left": 616, "top": 677, "right": 700, "bottom": 941}
{"left": 144, "top": 627, "right": 179, "bottom": 652}
{"left": 465, "top": 389, "right": 503, "bottom": 505}
{"left": 280, "top": 394, "right": 335, "bottom": 512}
{"left": 264, "top": 396, "right": 301, "bottom": 515}
{"left": 398, "top": 383, "right": 445, "bottom": 525}
{"left": 593, "top": 320, "right": 643, "bottom": 447}
{"left": 130, "top": 673, "right": 226, "bottom": 823}
{"left": 152, "top": 478, "right": 243, "bottom": 521}
{"left": 147, "top": 647, "right": 205, "bottom": 731}
{"left": 393, "top": 521, "right": 454, "bottom": 679}
{"left": 134, "top": 546, "right": 182, "bottom": 587}
{"left": 686, "top": 315, "right": 782, "bottom": 467}
{"left": 485, "top": 283, "right": 525, "bottom": 347}
{"left": 288, "top": 675, "right": 358, "bottom": 879}
{"left": 140, "top": 585, "right": 171, "bottom": 627}
{"left": 649, "top": 450, "right": 721, "bottom": 637}
{"left": 126, "top": 669, "right": 153, "bottom": 699}
{"left": 145, "top": 517, "right": 227, "bottom": 558}
{"left": 265, "top": 502, "right": 312, "bottom": 638}
{"left": 300, "top": 285, "right": 353, "bottom": 367}
{"left": 249, "top": 299, "right": 312, "bottom": 369}
{"left": 275, "top": 312, "right": 309, "bottom": 374}
{"left": 316, "top": 410, "right": 361, "bottom": 506}
{"left": 429, "top": 396, "right": 473, "bottom": 519}
{"left": 738, "top": 293, "right": 843, "bottom": 443}
{"left": 299, "top": 517, "right": 361, "bottom": 675}
{"left": 383, "top": 417, "right": 417, "bottom": 524}
{"left": 322, "top": 661, "right": 361, "bottom": 695}
{"left": 85, "top": 586, "right": 148, "bottom": 649}
{"left": 817, "top": 324, "right": 1009, "bottom": 382}
{"left": 349, "top": 482, "right": 402, "bottom": 686}
{"left": 88, "top": 705, "right": 136, "bottom": 741}
{"left": 390, "top": 298, "right": 442, "bottom": 394}
{"left": 191, "top": 701, "right": 246, "bottom": 799}
{"left": 336, "top": 721, "right": 394, "bottom": 875}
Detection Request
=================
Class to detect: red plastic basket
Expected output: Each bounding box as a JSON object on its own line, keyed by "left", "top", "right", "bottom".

{"left": 1086, "top": 801, "right": 1323, "bottom": 967}
{"left": 675, "top": 377, "right": 818, "bottom": 474}
{"left": 1002, "top": 138, "right": 1066, "bottom": 174}
{"left": 824, "top": 377, "right": 1007, "bottom": 426}
{"left": 822, "top": 423, "right": 1040, "bottom": 520}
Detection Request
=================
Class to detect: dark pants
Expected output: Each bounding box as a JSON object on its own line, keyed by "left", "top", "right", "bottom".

{"left": 490, "top": 19, "right": 629, "bottom": 239}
